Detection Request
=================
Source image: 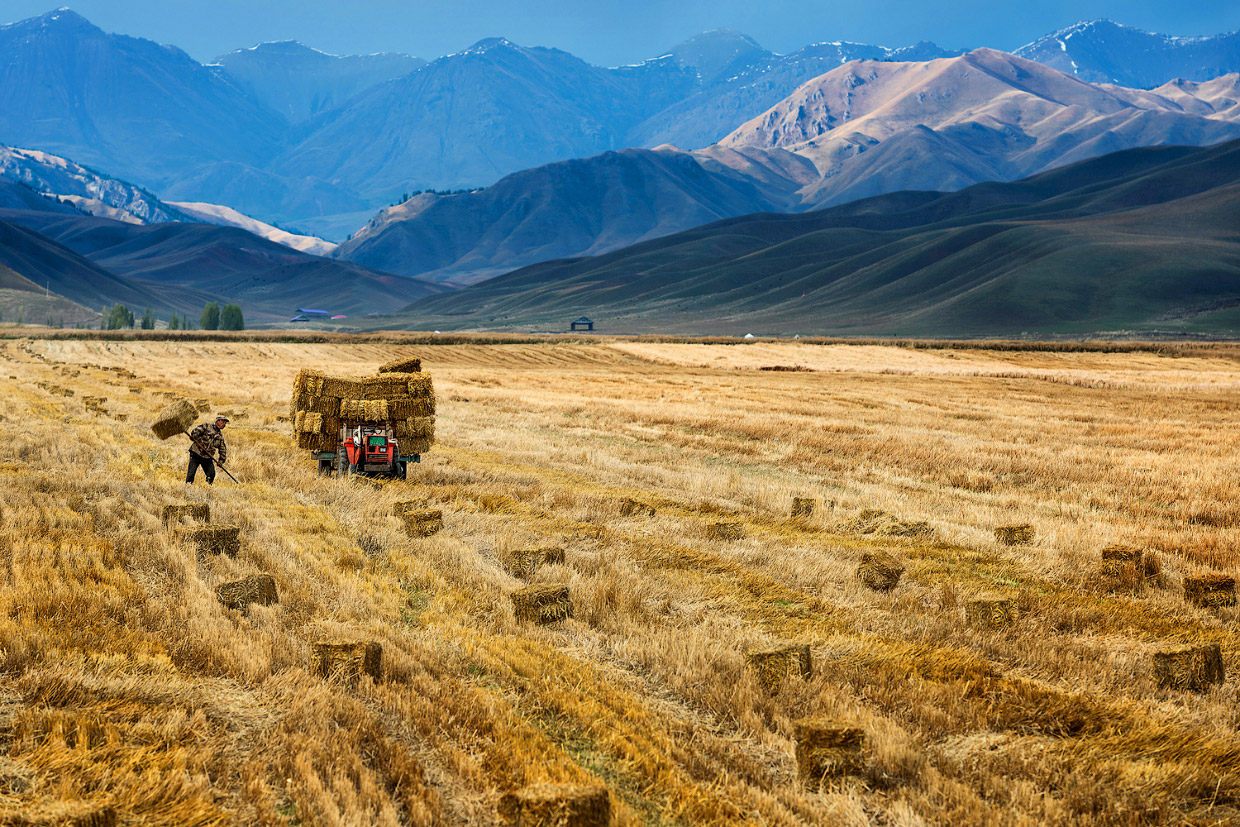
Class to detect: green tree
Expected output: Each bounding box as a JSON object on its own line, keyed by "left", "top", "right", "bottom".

{"left": 169, "top": 313, "right": 180, "bottom": 331}
{"left": 200, "top": 301, "right": 220, "bottom": 331}
{"left": 140, "top": 308, "right": 156, "bottom": 330}
{"left": 104, "top": 303, "right": 134, "bottom": 330}
{"left": 220, "top": 303, "right": 244, "bottom": 331}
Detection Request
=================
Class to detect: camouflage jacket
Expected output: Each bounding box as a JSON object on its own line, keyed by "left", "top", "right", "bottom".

{"left": 189, "top": 423, "right": 227, "bottom": 464}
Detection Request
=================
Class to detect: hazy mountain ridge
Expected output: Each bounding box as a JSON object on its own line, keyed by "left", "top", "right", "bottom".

{"left": 1015, "top": 19, "right": 1240, "bottom": 88}
{"left": 381, "top": 139, "right": 1240, "bottom": 336}
{"left": 337, "top": 50, "right": 1240, "bottom": 281}
{"left": 213, "top": 40, "right": 425, "bottom": 123}
{"left": 0, "top": 208, "right": 449, "bottom": 321}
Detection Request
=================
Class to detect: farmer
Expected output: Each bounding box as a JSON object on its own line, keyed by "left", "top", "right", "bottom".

{"left": 186, "top": 415, "right": 229, "bottom": 485}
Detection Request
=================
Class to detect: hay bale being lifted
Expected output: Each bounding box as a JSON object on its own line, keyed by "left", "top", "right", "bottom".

{"left": 151, "top": 398, "right": 198, "bottom": 439}
{"left": 1154, "top": 644, "right": 1225, "bottom": 692}
{"left": 498, "top": 784, "right": 610, "bottom": 827}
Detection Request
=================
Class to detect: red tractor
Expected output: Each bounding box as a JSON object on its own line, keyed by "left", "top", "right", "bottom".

{"left": 315, "top": 422, "right": 419, "bottom": 478}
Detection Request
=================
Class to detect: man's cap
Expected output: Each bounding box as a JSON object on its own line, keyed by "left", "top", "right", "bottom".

{"left": 214, "top": 414, "right": 230, "bottom": 423}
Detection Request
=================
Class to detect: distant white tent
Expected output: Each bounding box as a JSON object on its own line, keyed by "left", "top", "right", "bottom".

{"left": 744, "top": 333, "right": 755, "bottom": 339}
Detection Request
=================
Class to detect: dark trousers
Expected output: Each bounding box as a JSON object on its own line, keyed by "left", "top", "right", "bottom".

{"left": 186, "top": 451, "right": 216, "bottom": 484}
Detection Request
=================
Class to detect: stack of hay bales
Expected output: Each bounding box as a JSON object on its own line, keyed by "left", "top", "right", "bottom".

{"left": 291, "top": 366, "right": 435, "bottom": 455}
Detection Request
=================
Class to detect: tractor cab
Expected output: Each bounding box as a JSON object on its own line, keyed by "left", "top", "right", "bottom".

{"left": 314, "top": 422, "right": 419, "bottom": 478}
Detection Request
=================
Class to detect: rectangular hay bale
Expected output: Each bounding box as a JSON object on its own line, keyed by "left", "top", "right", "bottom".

{"left": 401, "top": 509, "right": 443, "bottom": 538}
{"left": 966, "top": 597, "right": 1017, "bottom": 629}
{"left": 0, "top": 801, "right": 117, "bottom": 827}
{"left": 1154, "top": 643, "right": 1225, "bottom": 692}
{"left": 312, "top": 640, "right": 382, "bottom": 685}
{"left": 857, "top": 550, "right": 904, "bottom": 592}
{"left": 619, "top": 498, "right": 656, "bottom": 517}
{"left": 508, "top": 546, "right": 566, "bottom": 579}
{"left": 794, "top": 721, "right": 865, "bottom": 786}
{"left": 150, "top": 398, "right": 198, "bottom": 439}
{"left": 705, "top": 521, "right": 744, "bottom": 541}
{"left": 791, "top": 497, "right": 818, "bottom": 518}
{"left": 394, "top": 417, "right": 435, "bottom": 440}
{"left": 161, "top": 503, "right": 210, "bottom": 525}
{"left": 378, "top": 356, "right": 422, "bottom": 374}
{"left": 498, "top": 783, "right": 610, "bottom": 827}
{"left": 511, "top": 584, "right": 572, "bottom": 624}
{"left": 393, "top": 499, "right": 430, "bottom": 517}
{"left": 180, "top": 525, "right": 240, "bottom": 557}
{"left": 216, "top": 574, "right": 278, "bottom": 612}
{"left": 994, "top": 524, "right": 1035, "bottom": 545}
{"left": 1101, "top": 544, "right": 1143, "bottom": 575}
{"left": 292, "top": 393, "right": 341, "bottom": 416}
{"left": 1184, "top": 574, "right": 1237, "bottom": 608}
{"left": 746, "top": 644, "right": 812, "bottom": 693}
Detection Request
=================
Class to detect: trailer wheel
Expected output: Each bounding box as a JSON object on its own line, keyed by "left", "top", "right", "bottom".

{"left": 397, "top": 461, "right": 407, "bottom": 480}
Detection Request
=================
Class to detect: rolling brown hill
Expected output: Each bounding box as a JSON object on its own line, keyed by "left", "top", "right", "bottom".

{"left": 371, "top": 139, "right": 1240, "bottom": 336}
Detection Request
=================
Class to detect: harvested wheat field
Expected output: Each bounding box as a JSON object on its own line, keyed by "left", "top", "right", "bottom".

{"left": 0, "top": 335, "right": 1238, "bottom": 826}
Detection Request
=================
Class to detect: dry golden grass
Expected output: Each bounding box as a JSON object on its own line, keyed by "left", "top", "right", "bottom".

{"left": 0, "top": 336, "right": 1237, "bottom": 825}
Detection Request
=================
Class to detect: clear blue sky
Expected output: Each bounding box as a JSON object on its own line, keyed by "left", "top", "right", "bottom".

{"left": 2, "top": 1, "right": 1238, "bottom": 65}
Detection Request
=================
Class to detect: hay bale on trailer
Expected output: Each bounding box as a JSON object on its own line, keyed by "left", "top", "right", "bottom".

{"left": 312, "top": 640, "right": 382, "bottom": 685}
{"left": 216, "top": 575, "right": 278, "bottom": 612}
{"left": 1184, "top": 574, "right": 1236, "bottom": 608}
{"left": 378, "top": 356, "right": 422, "bottom": 374}
{"left": 994, "top": 524, "right": 1035, "bottom": 546}
{"left": 746, "top": 644, "right": 812, "bottom": 693}
{"left": 794, "top": 721, "right": 865, "bottom": 786}
{"left": 512, "top": 584, "right": 572, "bottom": 624}
{"left": 290, "top": 367, "right": 436, "bottom": 458}
{"left": 162, "top": 503, "right": 210, "bottom": 525}
{"left": 180, "top": 525, "right": 240, "bottom": 557}
{"left": 966, "top": 597, "right": 1017, "bottom": 629}
{"left": 857, "top": 550, "right": 904, "bottom": 592}
{"left": 498, "top": 783, "right": 610, "bottom": 827}
{"left": 1154, "top": 643, "right": 1225, "bottom": 692}
{"left": 151, "top": 398, "right": 198, "bottom": 439}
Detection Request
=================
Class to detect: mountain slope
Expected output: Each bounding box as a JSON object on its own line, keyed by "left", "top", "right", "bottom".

{"left": 1016, "top": 20, "right": 1240, "bottom": 88}
{"left": 335, "top": 51, "right": 1240, "bottom": 280}
{"left": 273, "top": 38, "right": 651, "bottom": 202}
{"left": 213, "top": 41, "right": 424, "bottom": 123}
{"left": 720, "top": 49, "right": 1240, "bottom": 207}
{"left": 627, "top": 38, "right": 958, "bottom": 150}
{"left": 333, "top": 146, "right": 816, "bottom": 282}
{"left": 0, "top": 216, "right": 212, "bottom": 317}
{"left": 377, "top": 139, "right": 1240, "bottom": 335}
{"left": 0, "top": 10, "right": 285, "bottom": 191}
{"left": 0, "top": 210, "right": 450, "bottom": 321}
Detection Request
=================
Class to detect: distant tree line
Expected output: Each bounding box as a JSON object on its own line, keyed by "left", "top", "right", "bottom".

{"left": 99, "top": 301, "right": 244, "bottom": 331}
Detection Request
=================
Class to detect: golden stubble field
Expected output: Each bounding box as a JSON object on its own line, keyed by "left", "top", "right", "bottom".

{"left": 0, "top": 335, "right": 1237, "bottom": 826}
